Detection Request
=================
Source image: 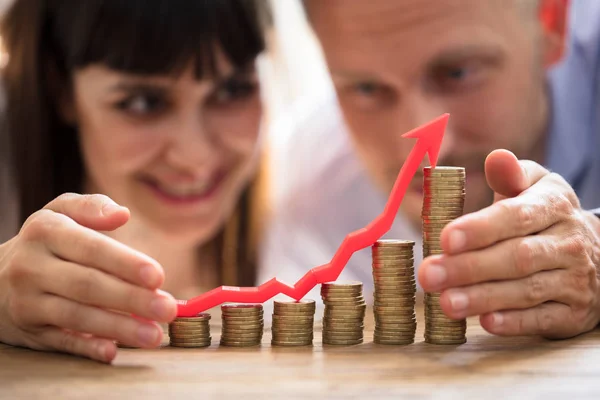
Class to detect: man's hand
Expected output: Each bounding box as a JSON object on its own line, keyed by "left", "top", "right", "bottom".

{"left": 418, "top": 149, "right": 600, "bottom": 339}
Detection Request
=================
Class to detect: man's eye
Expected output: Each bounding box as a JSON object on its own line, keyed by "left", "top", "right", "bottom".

{"left": 353, "top": 81, "right": 383, "bottom": 96}
{"left": 210, "top": 79, "right": 257, "bottom": 105}
{"left": 431, "top": 63, "right": 486, "bottom": 92}
{"left": 116, "top": 94, "right": 166, "bottom": 115}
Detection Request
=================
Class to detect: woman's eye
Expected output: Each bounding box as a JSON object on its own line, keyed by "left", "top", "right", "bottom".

{"left": 210, "top": 79, "right": 257, "bottom": 105}
{"left": 116, "top": 94, "right": 166, "bottom": 115}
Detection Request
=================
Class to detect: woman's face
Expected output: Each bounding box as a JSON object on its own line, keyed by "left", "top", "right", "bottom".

{"left": 67, "top": 56, "right": 262, "bottom": 245}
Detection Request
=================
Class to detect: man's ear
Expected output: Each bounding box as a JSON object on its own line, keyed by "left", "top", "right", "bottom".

{"left": 539, "top": 0, "right": 569, "bottom": 67}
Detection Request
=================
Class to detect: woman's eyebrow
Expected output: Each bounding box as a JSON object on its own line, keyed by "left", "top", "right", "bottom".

{"left": 109, "top": 82, "right": 169, "bottom": 94}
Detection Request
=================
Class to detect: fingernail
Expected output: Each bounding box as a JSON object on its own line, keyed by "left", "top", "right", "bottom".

{"left": 101, "top": 203, "right": 123, "bottom": 216}
{"left": 425, "top": 264, "right": 447, "bottom": 288}
{"left": 150, "top": 295, "right": 175, "bottom": 320}
{"left": 137, "top": 324, "right": 160, "bottom": 346}
{"left": 448, "top": 230, "right": 467, "bottom": 252}
{"left": 491, "top": 312, "right": 504, "bottom": 327}
{"left": 448, "top": 291, "right": 469, "bottom": 312}
{"left": 97, "top": 341, "right": 116, "bottom": 363}
{"left": 140, "top": 264, "right": 159, "bottom": 287}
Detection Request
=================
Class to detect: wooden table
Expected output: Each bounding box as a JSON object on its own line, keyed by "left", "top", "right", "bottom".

{"left": 2, "top": 306, "right": 600, "bottom": 400}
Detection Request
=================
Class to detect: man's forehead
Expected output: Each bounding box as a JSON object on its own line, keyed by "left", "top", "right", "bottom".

{"left": 305, "top": 0, "right": 525, "bottom": 38}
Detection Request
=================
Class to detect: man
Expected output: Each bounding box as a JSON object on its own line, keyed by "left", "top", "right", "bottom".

{"left": 260, "top": 0, "right": 600, "bottom": 338}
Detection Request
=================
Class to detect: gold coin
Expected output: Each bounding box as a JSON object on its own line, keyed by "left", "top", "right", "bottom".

{"left": 222, "top": 304, "right": 262, "bottom": 312}
{"left": 271, "top": 341, "right": 313, "bottom": 347}
{"left": 274, "top": 299, "right": 315, "bottom": 307}
{"left": 323, "top": 338, "right": 363, "bottom": 346}
{"left": 373, "top": 239, "right": 415, "bottom": 247}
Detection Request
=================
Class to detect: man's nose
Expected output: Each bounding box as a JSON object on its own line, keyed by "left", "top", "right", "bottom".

{"left": 398, "top": 93, "right": 457, "bottom": 162}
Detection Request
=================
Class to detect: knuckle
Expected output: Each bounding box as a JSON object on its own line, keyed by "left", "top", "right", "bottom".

{"left": 525, "top": 274, "right": 546, "bottom": 304}
{"left": 535, "top": 310, "right": 554, "bottom": 334}
{"left": 570, "top": 266, "right": 596, "bottom": 308}
{"left": 71, "top": 233, "right": 101, "bottom": 263}
{"left": 551, "top": 192, "right": 573, "bottom": 218}
{"left": 55, "top": 192, "right": 79, "bottom": 203}
{"left": 71, "top": 269, "right": 97, "bottom": 303}
{"left": 565, "top": 233, "right": 588, "bottom": 257}
{"left": 57, "top": 330, "right": 79, "bottom": 354}
{"left": 7, "top": 297, "right": 31, "bottom": 326}
{"left": 514, "top": 240, "right": 535, "bottom": 276}
{"left": 511, "top": 202, "right": 536, "bottom": 231}
{"left": 548, "top": 173, "right": 580, "bottom": 208}
{"left": 6, "top": 250, "right": 33, "bottom": 287}
{"left": 55, "top": 302, "right": 85, "bottom": 330}
{"left": 20, "top": 210, "right": 57, "bottom": 241}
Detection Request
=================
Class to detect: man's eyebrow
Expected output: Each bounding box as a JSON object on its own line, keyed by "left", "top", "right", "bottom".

{"left": 425, "top": 44, "right": 505, "bottom": 70}
{"left": 329, "top": 70, "right": 382, "bottom": 81}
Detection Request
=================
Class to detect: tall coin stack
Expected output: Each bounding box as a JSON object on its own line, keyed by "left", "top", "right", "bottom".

{"left": 169, "top": 314, "right": 212, "bottom": 348}
{"left": 372, "top": 240, "right": 417, "bottom": 345}
{"left": 271, "top": 300, "right": 316, "bottom": 346}
{"left": 320, "top": 282, "right": 366, "bottom": 345}
{"left": 422, "top": 166, "right": 467, "bottom": 345}
{"left": 220, "top": 304, "right": 264, "bottom": 347}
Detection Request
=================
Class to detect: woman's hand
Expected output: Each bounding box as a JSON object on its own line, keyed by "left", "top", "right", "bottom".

{"left": 0, "top": 193, "right": 178, "bottom": 363}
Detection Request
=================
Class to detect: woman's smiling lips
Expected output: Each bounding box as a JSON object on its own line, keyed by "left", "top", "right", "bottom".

{"left": 142, "top": 171, "right": 227, "bottom": 207}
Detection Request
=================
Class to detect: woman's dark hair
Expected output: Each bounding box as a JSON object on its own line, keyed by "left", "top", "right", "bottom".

{"left": 2, "top": 0, "right": 270, "bottom": 286}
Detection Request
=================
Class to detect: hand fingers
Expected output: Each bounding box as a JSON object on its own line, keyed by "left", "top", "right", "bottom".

{"left": 440, "top": 174, "right": 574, "bottom": 254}
{"left": 38, "top": 328, "right": 117, "bottom": 363}
{"left": 419, "top": 231, "right": 568, "bottom": 291}
{"left": 42, "top": 193, "right": 130, "bottom": 232}
{"left": 438, "top": 270, "right": 573, "bottom": 319}
{"left": 31, "top": 294, "right": 164, "bottom": 348}
{"left": 24, "top": 211, "right": 165, "bottom": 290}
{"left": 36, "top": 258, "right": 176, "bottom": 322}
{"left": 479, "top": 302, "right": 579, "bottom": 339}
{"left": 484, "top": 149, "right": 549, "bottom": 199}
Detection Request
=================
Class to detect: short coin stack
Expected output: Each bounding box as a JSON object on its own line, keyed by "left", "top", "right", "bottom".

{"left": 422, "top": 166, "right": 467, "bottom": 344}
{"left": 372, "top": 240, "right": 417, "bottom": 345}
{"left": 320, "top": 282, "right": 366, "bottom": 345}
{"left": 169, "top": 314, "right": 212, "bottom": 348}
{"left": 271, "top": 300, "right": 316, "bottom": 346}
{"left": 220, "top": 304, "right": 264, "bottom": 347}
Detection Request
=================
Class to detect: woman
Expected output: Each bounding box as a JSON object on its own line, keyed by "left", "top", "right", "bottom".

{"left": 0, "top": 0, "right": 271, "bottom": 363}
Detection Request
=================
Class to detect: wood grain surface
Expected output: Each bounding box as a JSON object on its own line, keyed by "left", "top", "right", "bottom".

{"left": 1, "top": 304, "right": 599, "bottom": 400}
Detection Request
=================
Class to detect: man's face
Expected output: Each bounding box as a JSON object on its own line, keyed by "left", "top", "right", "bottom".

{"left": 306, "top": 0, "right": 563, "bottom": 228}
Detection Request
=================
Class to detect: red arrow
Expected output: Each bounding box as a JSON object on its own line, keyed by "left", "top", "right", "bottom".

{"left": 176, "top": 114, "right": 449, "bottom": 316}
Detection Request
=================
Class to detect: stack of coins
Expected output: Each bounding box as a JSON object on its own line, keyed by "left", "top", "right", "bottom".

{"left": 422, "top": 166, "right": 467, "bottom": 345}
{"left": 320, "top": 282, "right": 366, "bottom": 345}
{"left": 220, "top": 304, "right": 264, "bottom": 347}
{"left": 372, "top": 239, "right": 417, "bottom": 345}
{"left": 169, "top": 314, "right": 212, "bottom": 348}
{"left": 271, "top": 300, "right": 316, "bottom": 346}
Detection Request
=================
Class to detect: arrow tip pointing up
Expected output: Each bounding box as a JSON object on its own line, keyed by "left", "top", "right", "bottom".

{"left": 401, "top": 113, "right": 449, "bottom": 168}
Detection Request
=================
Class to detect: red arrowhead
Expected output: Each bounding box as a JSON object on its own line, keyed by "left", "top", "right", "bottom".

{"left": 401, "top": 113, "right": 449, "bottom": 168}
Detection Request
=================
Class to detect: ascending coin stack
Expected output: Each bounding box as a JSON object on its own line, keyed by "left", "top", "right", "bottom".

{"left": 320, "top": 282, "right": 366, "bottom": 345}
{"left": 422, "top": 166, "right": 467, "bottom": 345}
{"left": 271, "top": 300, "right": 316, "bottom": 346}
{"left": 169, "top": 314, "right": 212, "bottom": 348}
{"left": 220, "top": 304, "right": 264, "bottom": 347}
{"left": 371, "top": 240, "right": 417, "bottom": 345}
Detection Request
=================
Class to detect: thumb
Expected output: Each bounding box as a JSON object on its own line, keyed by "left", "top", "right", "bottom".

{"left": 43, "top": 193, "right": 130, "bottom": 231}
{"left": 484, "top": 149, "right": 549, "bottom": 201}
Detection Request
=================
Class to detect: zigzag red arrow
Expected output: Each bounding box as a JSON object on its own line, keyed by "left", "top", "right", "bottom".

{"left": 176, "top": 114, "right": 449, "bottom": 316}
